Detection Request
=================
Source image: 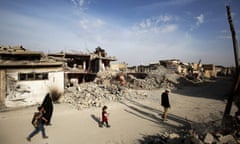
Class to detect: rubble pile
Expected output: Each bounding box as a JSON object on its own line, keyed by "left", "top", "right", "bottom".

{"left": 126, "top": 74, "right": 165, "bottom": 89}
{"left": 127, "top": 66, "right": 181, "bottom": 90}
{"left": 63, "top": 82, "right": 148, "bottom": 110}
{"left": 94, "top": 70, "right": 119, "bottom": 86}
{"left": 139, "top": 130, "right": 238, "bottom": 144}
{"left": 63, "top": 66, "right": 188, "bottom": 110}
{"left": 139, "top": 119, "right": 239, "bottom": 144}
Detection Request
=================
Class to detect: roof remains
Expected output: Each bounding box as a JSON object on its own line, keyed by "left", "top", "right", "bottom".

{"left": 0, "top": 45, "right": 43, "bottom": 55}
{"left": 0, "top": 45, "right": 62, "bottom": 68}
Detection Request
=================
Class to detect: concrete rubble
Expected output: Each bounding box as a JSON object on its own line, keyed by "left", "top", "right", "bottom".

{"left": 62, "top": 65, "right": 179, "bottom": 110}
{"left": 126, "top": 66, "right": 180, "bottom": 90}
{"left": 61, "top": 64, "right": 239, "bottom": 144}
{"left": 63, "top": 82, "right": 148, "bottom": 110}
{"left": 138, "top": 116, "right": 240, "bottom": 144}
{"left": 139, "top": 124, "right": 239, "bottom": 144}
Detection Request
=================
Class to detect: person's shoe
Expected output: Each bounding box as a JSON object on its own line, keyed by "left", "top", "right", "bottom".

{"left": 106, "top": 124, "right": 111, "bottom": 128}
{"left": 46, "top": 123, "right": 52, "bottom": 126}
{"left": 26, "top": 137, "right": 31, "bottom": 142}
{"left": 43, "top": 136, "right": 48, "bottom": 139}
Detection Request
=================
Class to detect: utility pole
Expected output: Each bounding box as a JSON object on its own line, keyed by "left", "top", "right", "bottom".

{"left": 222, "top": 5, "right": 240, "bottom": 124}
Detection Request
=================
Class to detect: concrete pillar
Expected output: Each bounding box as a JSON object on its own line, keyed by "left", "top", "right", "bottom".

{"left": 0, "top": 70, "right": 6, "bottom": 106}
{"left": 83, "top": 61, "right": 86, "bottom": 71}
{"left": 98, "top": 59, "right": 102, "bottom": 72}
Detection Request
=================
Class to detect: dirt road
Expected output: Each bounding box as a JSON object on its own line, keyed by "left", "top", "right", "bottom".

{"left": 0, "top": 77, "right": 237, "bottom": 144}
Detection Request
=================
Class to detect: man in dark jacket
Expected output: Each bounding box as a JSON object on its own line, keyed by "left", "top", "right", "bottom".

{"left": 161, "top": 89, "right": 170, "bottom": 121}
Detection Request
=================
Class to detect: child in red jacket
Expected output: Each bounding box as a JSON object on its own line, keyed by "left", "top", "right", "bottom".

{"left": 101, "top": 105, "right": 110, "bottom": 128}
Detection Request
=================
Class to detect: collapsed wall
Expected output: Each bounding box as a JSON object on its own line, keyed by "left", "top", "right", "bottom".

{"left": 63, "top": 82, "right": 148, "bottom": 110}
{"left": 62, "top": 65, "right": 182, "bottom": 110}
{"left": 126, "top": 66, "right": 181, "bottom": 90}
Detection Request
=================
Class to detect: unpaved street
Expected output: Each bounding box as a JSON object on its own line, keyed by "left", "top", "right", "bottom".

{"left": 0, "top": 77, "right": 236, "bottom": 144}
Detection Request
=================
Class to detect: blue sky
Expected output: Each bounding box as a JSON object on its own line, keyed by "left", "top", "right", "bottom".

{"left": 0, "top": 0, "right": 240, "bottom": 66}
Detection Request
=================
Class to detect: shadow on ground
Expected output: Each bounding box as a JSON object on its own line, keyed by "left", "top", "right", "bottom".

{"left": 120, "top": 98, "right": 193, "bottom": 143}
{"left": 172, "top": 77, "right": 233, "bottom": 100}
{"left": 91, "top": 114, "right": 102, "bottom": 127}
{"left": 121, "top": 98, "right": 191, "bottom": 130}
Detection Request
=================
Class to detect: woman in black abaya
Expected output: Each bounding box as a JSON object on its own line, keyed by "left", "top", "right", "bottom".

{"left": 41, "top": 93, "right": 53, "bottom": 125}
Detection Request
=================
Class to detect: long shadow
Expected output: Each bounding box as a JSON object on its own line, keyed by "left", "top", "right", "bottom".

{"left": 173, "top": 76, "right": 233, "bottom": 100}
{"left": 124, "top": 109, "right": 169, "bottom": 129}
{"left": 124, "top": 98, "right": 191, "bottom": 127}
{"left": 124, "top": 98, "right": 161, "bottom": 114}
{"left": 121, "top": 100, "right": 191, "bottom": 131}
{"left": 90, "top": 114, "right": 102, "bottom": 127}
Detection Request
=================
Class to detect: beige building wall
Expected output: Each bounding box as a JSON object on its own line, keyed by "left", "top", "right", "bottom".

{"left": 5, "top": 69, "right": 64, "bottom": 107}
{"left": 110, "top": 63, "right": 127, "bottom": 71}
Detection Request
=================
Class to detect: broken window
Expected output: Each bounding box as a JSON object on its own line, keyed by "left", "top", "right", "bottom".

{"left": 27, "top": 73, "right": 34, "bottom": 80}
{"left": 18, "top": 72, "right": 48, "bottom": 81}
{"left": 19, "top": 73, "right": 27, "bottom": 80}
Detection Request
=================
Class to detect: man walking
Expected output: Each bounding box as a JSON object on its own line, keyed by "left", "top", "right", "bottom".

{"left": 161, "top": 89, "right": 171, "bottom": 121}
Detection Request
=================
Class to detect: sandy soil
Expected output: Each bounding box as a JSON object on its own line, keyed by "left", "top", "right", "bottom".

{"left": 0, "top": 77, "right": 237, "bottom": 144}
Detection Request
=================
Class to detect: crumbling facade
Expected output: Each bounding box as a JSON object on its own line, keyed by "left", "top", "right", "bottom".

{"left": 0, "top": 45, "right": 117, "bottom": 107}
{"left": 202, "top": 64, "right": 217, "bottom": 78}
{"left": 0, "top": 45, "right": 64, "bottom": 107}
{"left": 127, "top": 59, "right": 232, "bottom": 83}
{"left": 48, "top": 46, "right": 117, "bottom": 87}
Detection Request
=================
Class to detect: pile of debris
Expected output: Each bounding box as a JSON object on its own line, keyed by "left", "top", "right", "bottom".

{"left": 140, "top": 131, "right": 238, "bottom": 144}
{"left": 62, "top": 65, "right": 191, "bottom": 110}
{"left": 63, "top": 82, "right": 148, "bottom": 110}
{"left": 62, "top": 65, "right": 181, "bottom": 109}
{"left": 139, "top": 119, "right": 239, "bottom": 144}
{"left": 126, "top": 66, "right": 182, "bottom": 90}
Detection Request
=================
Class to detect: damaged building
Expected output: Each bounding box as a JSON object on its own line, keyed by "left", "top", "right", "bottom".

{"left": 0, "top": 46, "right": 117, "bottom": 107}
{"left": 127, "top": 59, "right": 232, "bottom": 83}
{"left": 0, "top": 45, "right": 64, "bottom": 107}
{"left": 48, "top": 46, "right": 117, "bottom": 87}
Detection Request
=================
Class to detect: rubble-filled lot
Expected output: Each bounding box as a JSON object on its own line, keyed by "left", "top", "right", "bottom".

{"left": 63, "top": 83, "right": 148, "bottom": 110}
{"left": 1, "top": 65, "right": 239, "bottom": 144}
{"left": 62, "top": 66, "right": 182, "bottom": 110}
{"left": 60, "top": 65, "right": 239, "bottom": 144}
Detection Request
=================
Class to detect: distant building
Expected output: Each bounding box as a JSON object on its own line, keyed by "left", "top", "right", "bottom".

{"left": 202, "top": 64, "right": 217, "bottom": 78}
{"left": 159, "top": 59, "right": 183, "bottom": 73}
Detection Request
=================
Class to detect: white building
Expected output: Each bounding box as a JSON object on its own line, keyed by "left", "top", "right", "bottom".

{"left": 0, "top": 45, "right": 64, "bottom": 107}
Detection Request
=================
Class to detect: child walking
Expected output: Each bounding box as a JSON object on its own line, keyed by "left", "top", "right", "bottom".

{"left": 26, "top": 106, "right": 48, "bottom": 141}
{"left": 101, "top": 105, "right": 110, "bottom": 128}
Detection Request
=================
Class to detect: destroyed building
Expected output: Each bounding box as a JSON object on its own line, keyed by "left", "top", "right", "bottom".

{"left": 202, "top": 64, "right": 217, "bottom": 78}
{"left": 0, "top": 46, "right": 117, "bottom": 108}
{"left": 0, "top": 45, "right": 64, "bottom": 107}
{"left": 48, "top": 46, "right": 117, "bottom": 87}
{"left": 127, "top": 59, "right": 232, "bottom": 85}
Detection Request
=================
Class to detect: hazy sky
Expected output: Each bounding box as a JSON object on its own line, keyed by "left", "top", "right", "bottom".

{"left": 0, "top": 0, "right": 240, "bottom": 66}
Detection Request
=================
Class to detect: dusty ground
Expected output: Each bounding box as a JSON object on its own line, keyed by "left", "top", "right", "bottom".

{"left": 0, "top": 77, "right": 237, "bottom": 144}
